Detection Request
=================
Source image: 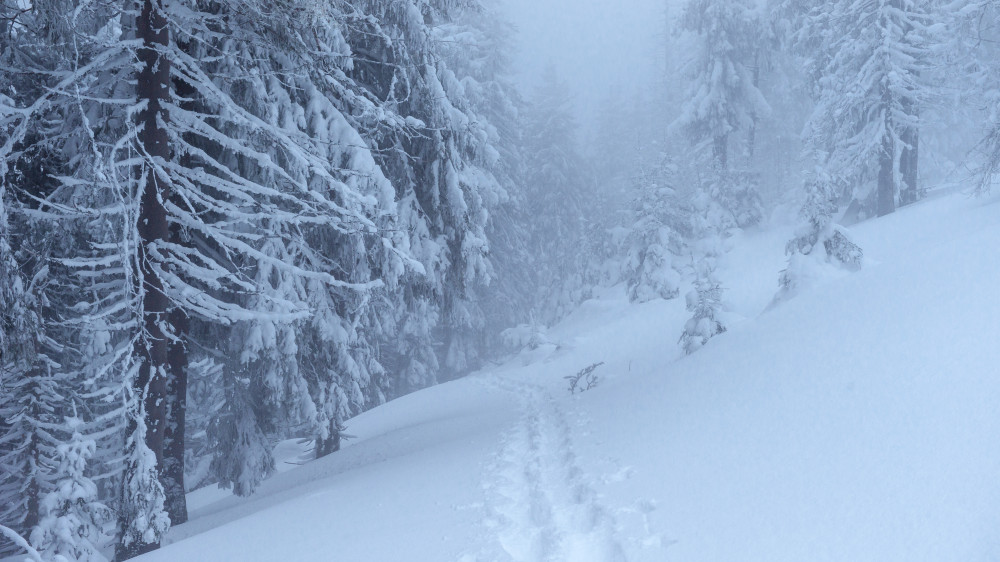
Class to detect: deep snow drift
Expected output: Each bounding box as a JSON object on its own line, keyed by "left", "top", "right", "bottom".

{"left": 139, "top": 190, "right": 1000, "bottom": 561}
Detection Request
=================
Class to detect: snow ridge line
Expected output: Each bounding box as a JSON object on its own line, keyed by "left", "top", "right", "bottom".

{"left": 476, "top": 375, "right": 627, "bottom": 562}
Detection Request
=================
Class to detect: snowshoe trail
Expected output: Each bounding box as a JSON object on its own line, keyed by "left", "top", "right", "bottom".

{"left": 477, "top": 375, "right": 627, "bottom": 562}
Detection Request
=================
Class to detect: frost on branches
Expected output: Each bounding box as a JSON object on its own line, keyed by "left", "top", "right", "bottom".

{"left": 701, "top": 168, "right": 765, "bottom": 231}
{"left": 31, "top": 417, "right": 110, "bottom": 562}
{"left": 674, "top": 0, "right": 768, "bottom": 229}
{"left": 625, "top": 155, "right": 684, "bottom": 303}
{"left": 522, "top": 65, "right": 593, "bottom": 324}
{"left": 116, "top": 401, "right": 170, "bottom": 559}
{"left": 679, "top": 259, "right": 727, "bottom": 355}
{"left": 796, "top": 0, "right": 939, "bottom": 215}
{"left": 776, "top": 169, "right": 863, "bottom": 302}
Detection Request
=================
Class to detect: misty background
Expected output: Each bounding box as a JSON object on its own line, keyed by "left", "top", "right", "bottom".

{"left": 499, "top": 0, "right": 666, "bottom": 133}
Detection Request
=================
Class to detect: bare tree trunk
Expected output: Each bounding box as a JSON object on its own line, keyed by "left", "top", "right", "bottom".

{"left": 23, "top": 412, "right": 39, "bottom": 533}
{"left": 899, "top": 10, "right": 919, "bottom": 207}
{"left": 315, "top": 417, "right": 343, "bottom": 459}
{"left": 161, "top": 307, "right": 188, "bottom": 524}
{"left": 159, "top": 41, "right": 197, "bottom": 526}
{"left": 877, "top": 131, "right": 895, "bottom": 217}
{"left": 713, "top": 133, "right": 728, "bottom": 171}
{"left": 747, "top": 51, "right": 760, "bottom": 162}
{"left": 117, "top": 0, "right": 171, "bottom": 557}
{"left": 877, "top": 78, "right": 896, "bottom": 217}
{"left": 900, "top": 107, "right": 919, "bottom": 206}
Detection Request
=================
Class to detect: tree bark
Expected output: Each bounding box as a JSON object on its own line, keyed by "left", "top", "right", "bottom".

{"left": 159, "top": 42, "right": 197, "bottom": 526}
{"left": 877, "top": 131, "right": 895, "bottom": 217}
{"left": 117, "top": 0, "right": 170, "bottom": 557}
{"left": 161, "top": 307, "right": 188, "bottom": 524}
{"left": 713, "top": 133, "right": 728, "bottom": 171}
{"left": 899, "top": 12, "right": 919, "bottom": 207}
{"left": 23, "top": 411, "right": 39, "bottom": 532}
{"left": 877, "top": 76, "right": 896, "bottom": 217}
{"left": 315, "top": 417, "right": 342, "bottom": 459}
{"left": 747, "top": 51, "right": 761, "bottom": 162}
{"left": 900, "top": 112, "right": 919, "bottom": 206}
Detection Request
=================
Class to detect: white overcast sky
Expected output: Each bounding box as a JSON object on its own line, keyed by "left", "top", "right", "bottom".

{"left": 496, "top": 0, "right": 672, "bottom": 131}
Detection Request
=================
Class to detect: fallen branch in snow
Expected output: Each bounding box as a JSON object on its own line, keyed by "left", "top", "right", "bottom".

{"left": 566, "top": 362, "right": 604, "bottom": 394}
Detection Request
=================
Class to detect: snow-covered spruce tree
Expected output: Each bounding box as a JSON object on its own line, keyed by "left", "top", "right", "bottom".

{"left": 960, "top": 1, "right": 1000, "bottom": 193}
{"left": 0, "top": 128, "right": 136, "bottom": 562}
{"left": 208, "top": 241, "right": 301, "bottom": 495}
{"left": 0, "top": 0, "right": 174, "bottom": 551}
{"left": 0, "top": 221, "right": 126, "bottom": 559}
{"left": 522, "top": 65, "right": 593, "bottom": 324}
{"left": 190, "top": 0, "right": 521, "bottom": 488}
{"left": 675, "top": 155, "right": 735, "bottom": 353}
{"left": 178, "top": 356, "right": 221, "bottom": 492}
{"left": 164, "top": 0, "right": 404, "bottom": 493}
{"left": 432, "top": 0, "right": 534, "bottom": 355}
{"left": 776, "top": 163, "right": 863, "bottom": 302}
{"left": 589, "top": 91, "right": 656, "bottom": 289}
{"left": 0, "top": 253, "right": 58, "bottom": 553}
{"left": 797, "top": 0, "right": 940, "bottom": 216}
{"left": 0, "top": 0, "right": 402, "bottom": 556}
{"left": 30, "top": 416, "right": 110, "bottom": 562}
{"left": 0, "top": 150, "right": 31, "bottom": 554}
{"left": 0, "top": 0, "right": 86, "bottom": 550}
{"left": 422, "top": 0, "right": 520, "bottom": 379}
{"left": 326, "top": 0, "right": 437, "bottom": 394}
{"left": 0, "top": 204, "right": 121, "bottom": 560}
{"left": 679, "top": 258, "right": 727, "bottom": 354}
{"left": 674, "top": 0, "right": 768, "bottom": 229}
{"left": 0, "top": 67, "right": 115, "bottom": 558}
{"left": 624, "top": 153, "right": 685, "bottom": 303}
{"left": 340, "top": 0, "right": 514, "bottom": 383}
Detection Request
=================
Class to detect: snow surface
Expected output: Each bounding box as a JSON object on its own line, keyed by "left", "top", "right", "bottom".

{"left": 140, "top": 190, "right": 1000, "bottom": 561}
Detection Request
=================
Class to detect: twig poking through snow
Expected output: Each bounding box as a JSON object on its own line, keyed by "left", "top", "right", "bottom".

{"left": 566, "top": 362, "right": 604, "bottom": 394}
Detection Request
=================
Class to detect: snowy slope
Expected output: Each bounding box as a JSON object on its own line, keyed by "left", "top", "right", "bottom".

{"left": 140, "top": 191, "right": 1000, "bottom": 561}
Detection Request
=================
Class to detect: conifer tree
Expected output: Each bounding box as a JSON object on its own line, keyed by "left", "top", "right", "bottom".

{"left": 342, "top": 0, "right": 518, "bottom": 382}
{"left": 776, "top": 163, "right": 863, "bottom": 302}
{"left": 522, "top": 66, "right": 593, "bottom": 323}
{"left": 624, "top": 154, "right": 685, "bottom": 303}
{"left": 962, "top": 1, "right": 1000, "bottom": 192}
{"left": 0, "top": 270, "right": 56, "bottom": 551}
{"left": 797, "top": 0, "right": 939, "bottom": 216}
{"left": 679, "top": 259, "right": 727, "bottom": 354}
{"left": 1, "top": 0, "right": 404, "bottom": 556}
{"left": 675, "top": 0, "right": 768, "bottom": 228}
{"left": 677, "top": 0, "right": 770, "bottom": 169}
{"left": 0, "top": 0, "right": 527, "bottom": 557}
{"left": 31, "top": 416, "right": 110, "bottom": 562}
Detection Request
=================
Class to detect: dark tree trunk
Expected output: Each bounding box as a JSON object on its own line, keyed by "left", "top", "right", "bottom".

{"left": 899, "top": 15, "right": 920, "bottom": 207}
{"left": 875, "top": 5, "right": 897, "bottom": 218}
{"left": 713, "top": 133, "right": 728, "bottom": 171}
{"left": 747, "top": 51, "right": 761, "bottom": 161}
{"left": 161, "top": 307, "right": 188, "bottom": 525}
{"left": 877, "top": 80, "right": 895, "bottom": 217}
{"left": 117, "top": 0, "right": 171, "bottom": 557}
{"left": 160, "top": 45, "right": 197, "bottom": 526}
{"left": 877, "top": 131, "right": 895, "bottom": 217}
{"left": 23, "top": 412, "right": 39, "bottom": 532}
{"left": 316, "top": 417, "right": 342, "bottom": 458}
{"left": 900, "top": 112, "right": 919, "bottom": 206}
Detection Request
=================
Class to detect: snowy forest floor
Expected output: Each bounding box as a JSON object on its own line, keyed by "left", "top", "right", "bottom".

{"left": 136, "top": 188, "right": 1000, "bottom": 561}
